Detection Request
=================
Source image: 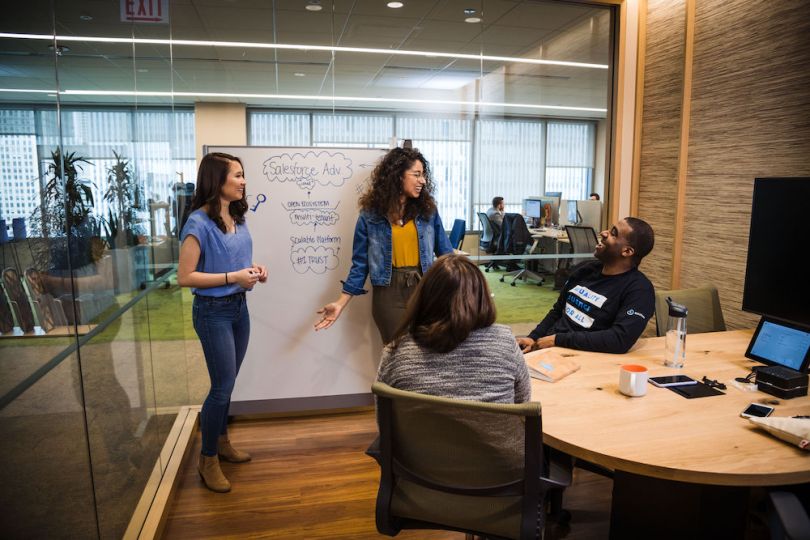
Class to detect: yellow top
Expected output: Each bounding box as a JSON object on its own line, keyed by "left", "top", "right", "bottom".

{"left": 391, "top": 220, "right": 420, "bottom": 267}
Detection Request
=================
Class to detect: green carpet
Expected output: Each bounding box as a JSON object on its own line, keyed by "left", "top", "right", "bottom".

{"left": 482, "top": 267, "right": 559, "bottom": 325}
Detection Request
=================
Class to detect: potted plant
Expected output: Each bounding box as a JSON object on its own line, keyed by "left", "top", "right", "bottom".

{"left": 102, "top": 150, "right": 144, "bottom": 249}
{"left": 102, "top": 151, "right": 147, "bottom": 292}
{"left": 31, "top": 149, "right": 99, "bottom": 272}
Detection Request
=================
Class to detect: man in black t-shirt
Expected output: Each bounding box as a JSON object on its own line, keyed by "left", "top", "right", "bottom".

{"left": 517, "top": 217, "right": 655, "bottom": 354}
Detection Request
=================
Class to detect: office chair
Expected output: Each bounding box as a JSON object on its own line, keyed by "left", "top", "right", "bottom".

{"left": 2, "top": 267, "right": 36, "bottom": 333}
{"left": 563, "top": 226, "right": 598, "bottom": 259}
{"left": 477, "top": 212, "right": 502, "bottom": 271}
{"left": 498, "top": 214, "right": 544, "bottom": 286}
{"left": 654, "top": 285, "right": 726, "bottom": 337}
{"left": 768, "top": 491, "right": 810, "bottom": 540}
{"left": 448, "top": 219, "right": 466, "bottom": 250}
{"left": 372, "top": 382, "right": 571, "bottom": 540}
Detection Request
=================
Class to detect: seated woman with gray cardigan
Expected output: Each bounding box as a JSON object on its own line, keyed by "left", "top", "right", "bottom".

{"left": 377, "top": 253, "right": 530, "bottom": 404}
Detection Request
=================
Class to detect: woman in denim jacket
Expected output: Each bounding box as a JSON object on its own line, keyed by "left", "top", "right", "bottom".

{"left": 315, "top": 147, "right": 452, "bottom": 343}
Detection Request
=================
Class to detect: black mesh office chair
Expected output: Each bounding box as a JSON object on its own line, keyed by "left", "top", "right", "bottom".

{"left": 498, "top": 214, "right": 544, "bottom": 286}
{"left": 563, "top": 226, "right": 598, "bottom": 262}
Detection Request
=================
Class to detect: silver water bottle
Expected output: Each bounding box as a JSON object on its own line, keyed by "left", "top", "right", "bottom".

{"left": 664, "top": 297, "right": 687, "bottom": 368}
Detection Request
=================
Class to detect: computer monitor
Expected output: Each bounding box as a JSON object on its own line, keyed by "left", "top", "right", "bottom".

{"left": 544, "top": 191, "right": 562, "bottom": 199}
{"left": 524, "top": 199, "right": 542, "bottom": 220}
{"left": 745, "top": 316, "right": 810, "bottom": 373}
{"left": 524, "top": 197, "right": 558, "bottom": 227}
{"left": 566, "top": 200, "right": 581, "bottom": 225}
{"left": 742, "top": 177, "right": 810, "bottom": 327}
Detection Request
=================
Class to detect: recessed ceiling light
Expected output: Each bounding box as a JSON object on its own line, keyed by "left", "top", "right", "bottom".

{"left": 463, "top": 8, "right": 481, "bottom": 23}
{"left": 294, "top": 72, "right": 306, "bottom": 77}
{"left": 464, "top": 16, "right": 481, "bottom": 23}
{"left": 305, "top": 0, "right": 322, "bottom": 11}
{"left": 137, "top": 68, "right": 149, "bottom": 73}
{"left": 387, "top": 1, "right": 404, "bottom": 8}
{"left": 79, "top": 14, "right": 93, "bottom": 21}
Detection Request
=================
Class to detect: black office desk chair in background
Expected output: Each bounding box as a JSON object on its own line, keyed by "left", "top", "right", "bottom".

{"left": 499, "top": 214, "right": 544, "bottom": 286}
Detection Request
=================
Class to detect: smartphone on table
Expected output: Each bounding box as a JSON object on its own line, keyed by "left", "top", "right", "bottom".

{"left": 649, "top": 375, "right": 698, "bottom": 387}
{"left": 740, "top": 403, "right": 775, "bottom": 419}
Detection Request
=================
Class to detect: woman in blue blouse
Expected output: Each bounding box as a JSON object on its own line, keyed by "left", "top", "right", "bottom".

{"left": 178, "top": 152, "right": 268, "bottom": 493}
{"left": 315, "top": 147, "right": 452, "bottom": 344}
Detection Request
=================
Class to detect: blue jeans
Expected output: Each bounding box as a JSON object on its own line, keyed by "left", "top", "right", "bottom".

{"left": 192, "top": 292, "right": 250, "bottom": 457}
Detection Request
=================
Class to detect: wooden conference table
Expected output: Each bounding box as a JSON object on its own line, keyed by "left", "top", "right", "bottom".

{"left": 532, "top": 329, "right": 809, "bottom": 538}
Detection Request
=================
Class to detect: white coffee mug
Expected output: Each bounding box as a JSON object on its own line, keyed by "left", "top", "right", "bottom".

{"left": 619, "top": 364, "right": 648, "bottom": 397}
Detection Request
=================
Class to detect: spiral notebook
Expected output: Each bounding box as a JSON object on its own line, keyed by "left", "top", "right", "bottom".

{"left": 524, "top": 350, "right": 581, "bottom": 383}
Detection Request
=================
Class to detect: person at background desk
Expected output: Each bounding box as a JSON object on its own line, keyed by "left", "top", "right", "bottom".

{"left": 378, "top": 254, "right": 529, "bottom": 403}
{"left": 178, "top": 152, "right": 268, "bottom": 493}
{"left": 517, "top": 217, "right": 655, "bottom": 354}
{"left": 315, "top": 147, "right": 452, "bottom": 344}
{"left": 487, "top": 196, "right": 505, "bottom": 228}
{"left": 589, "top": 192, "right": 600, "bottom": 201}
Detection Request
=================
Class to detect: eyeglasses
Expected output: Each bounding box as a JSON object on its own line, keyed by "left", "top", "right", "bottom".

{"left": 701, "top": 376, "right": 726, "bottom": 390}
{"left": 407, "top": 171, "right": 425, "bottom": 179}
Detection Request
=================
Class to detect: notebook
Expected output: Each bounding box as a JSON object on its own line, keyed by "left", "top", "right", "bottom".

{"left": 524, "top": 349, "right": 581, "bottom": 382}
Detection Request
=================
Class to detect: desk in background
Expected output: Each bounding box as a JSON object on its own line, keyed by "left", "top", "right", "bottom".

{"left": 529, "top": 228, "right": 569, "bottom": 273}
{"left": 533, "top": 330, "right": 810, "bottom": 538}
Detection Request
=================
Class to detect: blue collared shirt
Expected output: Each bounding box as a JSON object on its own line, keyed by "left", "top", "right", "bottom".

{"left": 341, "top": 209, "right": 453, "bottom": 295}
{"left": 181, "top": 209, "right": 253, "bottom": 297}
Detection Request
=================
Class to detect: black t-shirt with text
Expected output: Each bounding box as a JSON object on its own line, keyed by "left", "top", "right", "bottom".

{"left": 529, "top": 260, "right": 655, "bottom": 353}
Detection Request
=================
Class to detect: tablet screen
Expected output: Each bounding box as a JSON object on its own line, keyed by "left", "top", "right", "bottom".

{"left": 745, "top": 317, "right": 810, "bottom": 372}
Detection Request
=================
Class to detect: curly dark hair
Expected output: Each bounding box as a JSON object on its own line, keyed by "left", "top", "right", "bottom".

{"left": 358, "top": 147, "right": 437, "bottom": 221}
{"left": 191, "top": 152, "right": 249, "bottom": 233}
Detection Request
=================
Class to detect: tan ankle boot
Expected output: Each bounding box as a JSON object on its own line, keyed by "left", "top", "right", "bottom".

{"left": 198, "top": 454, "right": 231, "bottom": 493}
{"left": 218, "top": 435, "right": 251, "bottom": 463}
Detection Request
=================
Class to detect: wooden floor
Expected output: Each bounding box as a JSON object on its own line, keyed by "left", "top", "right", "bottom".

{"left": 162, "top": 410, "right": 612, "bottom": 539}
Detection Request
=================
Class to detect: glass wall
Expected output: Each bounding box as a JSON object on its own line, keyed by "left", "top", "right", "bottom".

{"left": 0, "top": 1, "right": 198, "bottom": 538}
{"left": 0, "top": 0, "right": 614, "bottom": 536}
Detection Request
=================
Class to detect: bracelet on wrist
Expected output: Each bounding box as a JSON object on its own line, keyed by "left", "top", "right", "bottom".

{"left": 225, "top": 272, "right": 229, "bottom": 285}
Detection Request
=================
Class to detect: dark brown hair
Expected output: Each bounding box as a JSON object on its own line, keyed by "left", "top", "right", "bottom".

{"left": 191, "top": 152, "right": 248, "bottom": 233}
{"left": 392, "top": 254, "right": 497, "bottom": 353}
{"left": 624, "top": 216, "right": 655, "bottom": 265}
{"left": 358, "top": 147, "right": 437, "bottom": 221}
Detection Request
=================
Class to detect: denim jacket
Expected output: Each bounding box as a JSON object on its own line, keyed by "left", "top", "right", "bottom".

{"left": 341, "top": 209, "right": 453, "bottom": 295}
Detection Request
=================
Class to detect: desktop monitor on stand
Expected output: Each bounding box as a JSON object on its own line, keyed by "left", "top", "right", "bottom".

{"left": 524, "top": 197, "right": 558, "bottom": 228}
{"left": 742, "top": 177, "right": 810, "bottom": 373}
{"left": 524, "top": 199, "right": 542, "bottom": 228}
{"left": 566, "top": 200, "right": 582, "bottom": 225}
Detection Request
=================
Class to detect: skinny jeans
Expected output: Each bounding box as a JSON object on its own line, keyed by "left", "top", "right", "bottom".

{"left": 192, "top": 292, "right": 250, "bottom": 456}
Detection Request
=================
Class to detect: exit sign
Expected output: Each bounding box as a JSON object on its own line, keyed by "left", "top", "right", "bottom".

{"left": 121, "top": 0, "right": 169, "bottom": 24}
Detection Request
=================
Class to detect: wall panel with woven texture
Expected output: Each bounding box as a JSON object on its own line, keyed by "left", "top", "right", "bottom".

{"left": 682, "top": 0, "right": 810, "bottom": 328}
{"left": 636, "top": 0, "right": 687, "bottom": 293}
{"left": 637, "top": 0, "right": 810, "bottom": 330}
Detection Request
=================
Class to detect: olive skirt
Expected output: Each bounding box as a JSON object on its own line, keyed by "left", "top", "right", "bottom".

{"left": 371, "top": 266, "right": 421, "bottom": 345}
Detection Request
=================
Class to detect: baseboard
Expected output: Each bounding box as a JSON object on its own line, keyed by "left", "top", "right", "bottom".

{"left": 123, "top": 405, "right": 200, "bottom": 540}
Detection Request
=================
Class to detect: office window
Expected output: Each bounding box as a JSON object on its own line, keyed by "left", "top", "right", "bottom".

{"left": 0, "top": 110, "right": 40, "bottom": 221}
{"left": 474, "top": 119, "right": 545, "bottom": 217}
{"left": 314, "top": 113, "right": 393, "bottom": 148}
{"left": 246, "top": 110, "right": 595, "bottom": 229}
{"left": 250, "top": 111, "right": 310, "bottom": 146}
{"left": 545, "top": 121, "right": 596, "bottom": 201}
{"left": 0, "top": 107, "right": 195, "bottom": 236}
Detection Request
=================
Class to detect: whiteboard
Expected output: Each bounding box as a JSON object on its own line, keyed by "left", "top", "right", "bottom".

{"left": 207, "top": 146, "right": 386, "bottom": 412}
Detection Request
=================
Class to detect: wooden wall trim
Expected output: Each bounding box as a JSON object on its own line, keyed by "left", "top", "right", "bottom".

{"left": 609, "top": 0, "right": 626, "bottom": 225}
{"left": 670, "top": 0, "right": 696, "bottom": 289}
{"left": 630, "top": 0, "right": 647, "bottom": 216}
